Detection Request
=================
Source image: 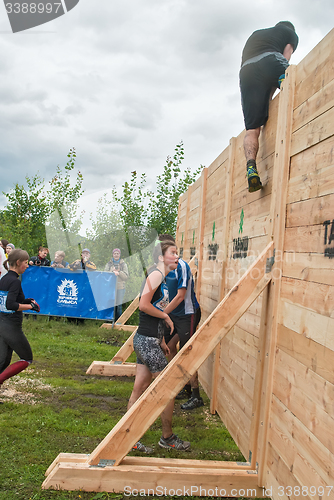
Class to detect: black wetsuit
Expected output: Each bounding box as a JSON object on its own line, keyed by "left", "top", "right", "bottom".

{"left": 0, "top": 270, "right": 33, "bottom": 373}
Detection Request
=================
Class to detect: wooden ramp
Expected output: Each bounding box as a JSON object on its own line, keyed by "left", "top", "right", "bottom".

{"left": 43, "top": 242, "right": 273, "bottom": 494}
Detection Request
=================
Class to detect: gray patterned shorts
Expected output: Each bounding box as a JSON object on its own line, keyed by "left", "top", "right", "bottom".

{"left": 133, "top": 327, "right": 168, "bottom": 374}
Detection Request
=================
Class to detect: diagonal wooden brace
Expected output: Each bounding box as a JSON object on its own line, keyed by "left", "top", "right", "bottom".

{"left": 87, "top": 241, "right": 273, "bottom": 466}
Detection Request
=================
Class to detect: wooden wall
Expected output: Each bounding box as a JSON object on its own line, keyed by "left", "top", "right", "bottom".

{"left": 175, "top": 28, "right": 334, "bottom": 499}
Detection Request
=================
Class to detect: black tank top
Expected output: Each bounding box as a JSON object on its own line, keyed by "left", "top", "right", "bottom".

{"left": 137, "top": 268, "right": 168, "bottom": 338}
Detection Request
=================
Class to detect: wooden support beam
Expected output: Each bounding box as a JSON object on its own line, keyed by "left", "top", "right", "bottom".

{"left": 257, "top": 65, "right": 296, "bottom": 486}
{"left": 100, "top": 324, "right": 137, "bottom": 332}
{"left": 248, "top": 283, "right": 270, "bottom": 469}
{"left": 210, "top": 137, "right": 236, "bottom": 415}
{"left": 83, "top": 242, "right": 272, "bottom": 466}
{"left": 183, "top": 184, "right": 193, "bottom": 261}
{"left": 85, "top": 361, "right": 136, "bottom": 377}
{"left": 45, "top": 453, "right": 253, "bottom": 473}
{"left": 196, "top": 168, "right": 208, "bottom": 300}
{"left": 43, "top": 455, "right": 265, "bottom": 496}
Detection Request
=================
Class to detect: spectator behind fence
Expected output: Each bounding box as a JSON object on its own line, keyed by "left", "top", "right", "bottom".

{"left": 1, "top": 240, "right": 9, "bottom": 258}
{"left": 29, "top": 247, "right": 50, "bottom": 267}
{"left": 104, "top": 248, "right": 129, "bottom": 321}
{"left": 6, "top": 244, "right": 15, "bottom": 256}
{"left": 69, "top": 248, "right": 96, "bottom": 271}
{"left": 50, "top": 251, "right": 69, "bottom": 269}
{"left": 0, "top": 245, "right": 7, "bottom": 278}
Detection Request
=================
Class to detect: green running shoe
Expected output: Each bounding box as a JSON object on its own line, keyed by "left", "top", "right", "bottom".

{"left": 247, "top": 166, "right": 262, "bottom": 192}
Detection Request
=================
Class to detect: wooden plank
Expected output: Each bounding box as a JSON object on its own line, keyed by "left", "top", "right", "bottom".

{"left": 220, "top": 336, "right": 257, "bottom": 380}
{"left": 279, "top": 300, "right": 334, "bottom": 350}
{"left": 43, "top": 460, "right": 265, "bottom": 496}
{"left": 266, "top": 443, "right": 307, "bottom": 500}
{"left": 289, "top": 133, "right": 334, "bottom": 182}
{"left": 235, "top": 311, "right": 261, "bottom": 338}
{"left": 282, "top": 252, "right": 334, "bottom": 286}
{"left": 216, "top": 389, "right": 250, "bottom": 460}
{"left": 86, "top": 362, "right": 136, "bottom": 377}
{"left": 206, "top": 146, "right": 230, "bottom": 177}
{"left": 257, "top": 65, "right": 296, "bottom": 487}
{"left": 292, "top": 78, "right": 334, "bottom": 133}
{"left": 248, "top": 284, "right": 269, "bottom": 469}
{"left": 45, "top": 453, "right": 254, "bottom": 474}
{"left": 274, "top": 348, "right": 334, "bottom": 416}
{"left": 230, "top": 326, "right": 258, "bottom": 360}
{"left": 86, "top": 242, "right": 273, "bottom": 466}
{"left": 196, "top": 167, "right": 208, "bottom": 301}
{"left": 219, "top": 359, "right": 254, "bottom": 405}
{"left": 210, "top": 139, "right": 235, "bottom": 414}
{"left": 294, "top": 28, "right": 334, "bottom": 108}
{"left": 270, "top": 395, "right": 334, "bottom": 485}
{"left": 273, "top": 353, "right": 334, "bottom": 455}
{"left": 111, "top": 330, "right": 136, "bottom": 363}
{"left": 269, "top": 414, "right": 329, "bottom": 498}
{"left": 286, "top": 193, "right": 334, "bottom": 228}
{"left": 216, "top": 359, "right": 254, "bottom": 417}
{"left": 277, "top": 324, "right": 334, "bottom": 384}
{"left": 280, "top": 277, "right": 334, "bottom": 318}
{"left": 109, "top": 324, "right": 137, "bottom": 333}
{"left": 287, "top": 164, "right": 334, "bottom": 205}
{"left": 284, "top": 225, "right": 325, "bottom": 253}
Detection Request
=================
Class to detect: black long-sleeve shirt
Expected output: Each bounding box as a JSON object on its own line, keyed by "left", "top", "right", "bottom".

{"left": 0, "top": 270, "right": 31, "bottom": 325}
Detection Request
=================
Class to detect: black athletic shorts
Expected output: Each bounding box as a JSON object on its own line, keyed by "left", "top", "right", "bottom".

{"left": 239, "top": 54, "right": 288, "bottom": 130}
{"left": 165, "top": 307, "right": 201, "bottom": 349}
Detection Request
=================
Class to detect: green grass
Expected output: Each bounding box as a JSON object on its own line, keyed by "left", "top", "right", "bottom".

{"left": 0, "top": 316, "right": 248, "bottom": 500}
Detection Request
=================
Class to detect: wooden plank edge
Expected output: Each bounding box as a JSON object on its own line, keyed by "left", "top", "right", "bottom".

{"left": 45, "top": 453, "right": 253, "bottom": 472}
{"left": 86, "top": 362, "right": 136, "bottom": 377}
{"left": 43, "top": 462, "right": 265, "bottom": 497}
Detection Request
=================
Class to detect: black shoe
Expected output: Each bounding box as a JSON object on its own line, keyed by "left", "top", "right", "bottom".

{"left": 181, "top": 396, "right": 204, "bottom": 410}
{"left": 175, "top": 387, "right": 192, "bottom": 400}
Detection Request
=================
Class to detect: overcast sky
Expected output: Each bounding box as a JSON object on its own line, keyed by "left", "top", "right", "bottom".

{"left": 0, "top": 0, "right": 333, "bottom": 230}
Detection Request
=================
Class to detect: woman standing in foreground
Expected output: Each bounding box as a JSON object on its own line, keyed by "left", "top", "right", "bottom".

{"left": 0, "top": 249, "right": 40, "bottom": 389}
{"left": 129, "top": 240, "right": 191, "bottom": 452}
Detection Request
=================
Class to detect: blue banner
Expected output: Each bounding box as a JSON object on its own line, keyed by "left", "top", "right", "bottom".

{"left": 21, "top": 267, "right": 117, "bottom": 320}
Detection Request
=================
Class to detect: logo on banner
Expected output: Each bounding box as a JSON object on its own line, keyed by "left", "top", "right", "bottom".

{"left": 57, "top": 278, "right": 78, "bottom": 306}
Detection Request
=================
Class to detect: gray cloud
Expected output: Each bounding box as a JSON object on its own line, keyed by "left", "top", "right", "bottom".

{"left": 0, "top": 0, "right": 333, "bottom": 220}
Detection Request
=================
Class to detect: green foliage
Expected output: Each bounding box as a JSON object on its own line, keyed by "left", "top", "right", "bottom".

{"left": 112, "top": 141, "right": 203, "bottom": 239}
{"left": 0, "top": 174, "right": 49, "bottom": 255}
{"left": 45, "top": 148, "right": 84, "bottom": 262}
{"left": 112, "top": 171, "right": 149, "bottom": 229}
{"left": 148, "top": 141, "right": 203, "bottom": 236}
{"left": 0, "top": 148, "right": 84, "bottom": 258}
{"left": 85, "top": 193, "right": 123, "bottom": 268}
